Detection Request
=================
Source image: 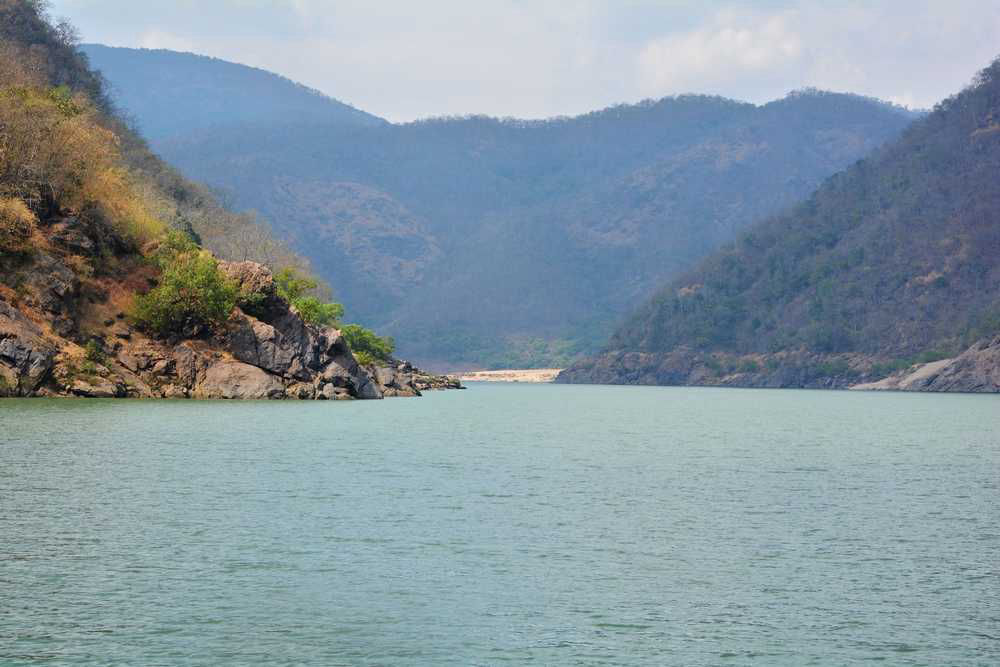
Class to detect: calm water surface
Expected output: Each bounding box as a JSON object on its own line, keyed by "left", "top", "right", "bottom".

{"left": 1, "top": 385, "right": 998, "bottom": 665}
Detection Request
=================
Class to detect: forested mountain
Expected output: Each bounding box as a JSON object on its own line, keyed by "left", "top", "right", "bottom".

{"left": 89, "top": 46, "right": 919, "bottom": 368}
{"left": 560, "top": 57, "right": 1000, "bottom": 390}
{"left": 81, "top": 45, "right": 384, "bottom": 141}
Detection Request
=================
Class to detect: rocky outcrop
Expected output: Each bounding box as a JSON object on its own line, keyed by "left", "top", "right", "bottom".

{"left": 0, "top": 248, "right": 461, "bottom": 400}
{"left": 192, "top": 360, "right": 285, "bottom": 399}
{"left": 851, "top": 337, "right": 1000, "bottom": 393}
{"left": 559, "top": 338, "right": 1000, "bottom": 394}
{"left": 0, "top": 301, "right": 57, "bottom": 396}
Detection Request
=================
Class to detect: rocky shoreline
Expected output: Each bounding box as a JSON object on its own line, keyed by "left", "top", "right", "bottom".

{"left": 556, "top": 337, "right": 1000, "bottom": 393}
{"left": 0, "top": 214, "right": 460, "bottom": 400}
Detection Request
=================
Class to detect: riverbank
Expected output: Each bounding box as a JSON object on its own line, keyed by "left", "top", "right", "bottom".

{"left": 458, "top": 368, "right": 562, "bottom": 383}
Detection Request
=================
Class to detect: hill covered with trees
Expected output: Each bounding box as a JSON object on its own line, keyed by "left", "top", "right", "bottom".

{"left": 87, "top": 45, "right": 919, "bottom": 368}
{"left": 559, "top": 57, "right": 1000, "bottom": 391}
{"left": 0, "top": 0, "right": 448, "bottom": 399}
{"left": 82, "top": 44, "right": 384, "bottom": 142}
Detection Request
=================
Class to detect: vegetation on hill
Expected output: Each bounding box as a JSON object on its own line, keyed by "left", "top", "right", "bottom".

{"left": 81, "top": 44, "right": 384, "bottom": 141}
{"left": 561, "top": 56, "right": 1000, "bottom": 387}
{"left": 0, "top": 1, "right": 389, "bottom": 364}
{"left": 89, "top": 45, "right": 920, "bottom": 367}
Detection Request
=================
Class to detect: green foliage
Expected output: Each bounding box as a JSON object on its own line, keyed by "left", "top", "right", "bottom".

{"left": 150, "top": 229, "right": 198, "bottom": 269}
{"left": 132, "top": 249, "right": 237, "bottom": 336}
{"left": 341, "top": 324, "right": 395, "bottom": 366}
{"left": 292, "top": 297, "right": 343, "bottom": 327}
{"left": 275, "top": 267, "right": 343, "bottom": 326}
{"left": 83, "top": 340, "right": 106, "bottom": 365}
{"left": 607, "top": 56, "right": 1000, "bottom": 364}
{"left": 274, "top": 267, "right": 316, "bottom": 302}
{"left": 813, "top": 360, "right": 851, "bottom": 378}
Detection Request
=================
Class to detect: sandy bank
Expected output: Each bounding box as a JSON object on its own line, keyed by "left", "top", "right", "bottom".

{"left": 458, "top": 368, "right": 562, "bottom": 383}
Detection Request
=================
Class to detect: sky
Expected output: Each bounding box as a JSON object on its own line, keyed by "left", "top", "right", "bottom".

{"left": 49, "top": 0, "right": 1000, "bottom": 122}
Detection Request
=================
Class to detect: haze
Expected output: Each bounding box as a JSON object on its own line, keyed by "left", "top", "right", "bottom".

{"left": 49, "top": 0, "right": 1000, "bottom": 121}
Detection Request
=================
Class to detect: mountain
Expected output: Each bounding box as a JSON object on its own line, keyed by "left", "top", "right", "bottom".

{"left": 81, "top": 44, "right": 384, "bottom": 141}
{"left": 89, "top": 46, "right": 919, "bottom": 369}
{"left": 0, "top": 2, "right": 452, "bottom": 400}
{"left": 559, "top": 57, "right": 1000, "bottom": 392}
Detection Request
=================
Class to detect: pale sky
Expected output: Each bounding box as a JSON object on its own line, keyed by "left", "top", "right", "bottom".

{"left": 49, "top": 0, "right": 1000, "bottom": 122}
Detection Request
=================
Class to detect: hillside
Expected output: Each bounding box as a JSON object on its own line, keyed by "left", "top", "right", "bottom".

{"left": 0, "top": 1, "right": 454, "bottom": 399}
{"left": 81, "top": 44, "right": 384, "bottom": 141}
{"left": 559, "top": 57, "right": 1000, "bottom": 392}
{"left": 87, "top": 45, "right": 920, "bottom": 368}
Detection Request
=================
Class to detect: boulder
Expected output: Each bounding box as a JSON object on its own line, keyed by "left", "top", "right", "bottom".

{"left": 70, "top": 377, "right": 124, "bottom": 398}
{"left": 193, "top": 360, "right": 285, "bottom": 399}
{"left": 23, "top": 251, "right": 79, "bottom": 336}
{"left": 219, "top": 261, "right": 277, "bottom": 299}
{"left": 0, "top": 300, "right": 56, "bottom": 395}
{"left": 49, "top": 218, "right": 95, "bottom": 255}
{"left": 917, "top": 337, "right": 1000, "bottom": 392}
{"left": 226, "top": 314, "right": 312, "bottom": 380}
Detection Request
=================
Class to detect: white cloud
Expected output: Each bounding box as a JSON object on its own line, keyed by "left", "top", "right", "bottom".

{"left": 50, "top": 0, "right": 1000, "bottom": 120}
{"left": 137, "top": 29, "right": 195, "bottom": 53}
{"left": 636, "top": 1, "right": 1000, "bottom": 109}
{"left": 637, "top": 7, "right": 803, "bottom": 99}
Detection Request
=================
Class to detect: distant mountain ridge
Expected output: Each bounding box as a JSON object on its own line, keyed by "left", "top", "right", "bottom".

{"left": 82, "top": 44, "right": 384, "bottom": 141}
{"left": 88, "top": 45, "right": 920, "bottom": 368}
{"left": 559, "top": 57, "right": 1000, "bottom": 391}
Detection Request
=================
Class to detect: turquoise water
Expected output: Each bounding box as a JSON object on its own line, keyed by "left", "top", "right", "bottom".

{"left": 1, "top": 384, "right": 998, "bottom": 665}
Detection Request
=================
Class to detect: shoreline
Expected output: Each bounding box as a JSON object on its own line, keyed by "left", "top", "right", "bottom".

{"left": 458, "top": 368, "right": 562, "bottom": 383}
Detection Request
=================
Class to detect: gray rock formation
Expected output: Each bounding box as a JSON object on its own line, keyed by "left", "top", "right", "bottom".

{"left": 1, "top": 250, "right": 460, "bottom": 400}
{"left": 0, "top": 301, "right": 56, "bottom": 396}
{"left": 851, "top": 336, "right": 1000, "bottom": 393}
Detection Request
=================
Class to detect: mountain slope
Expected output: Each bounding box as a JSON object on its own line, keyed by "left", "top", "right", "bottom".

{"left": 559, "top": 57, "right": 1000, "bottom": 391}
{"left": 91, "top": 46, "right": 919, "bottom": 368}
{"left": 82, "top": 44, "right": 384, "bottom": 141}
{"left": 0, "top": 2, "right": 450, "bottom": 400}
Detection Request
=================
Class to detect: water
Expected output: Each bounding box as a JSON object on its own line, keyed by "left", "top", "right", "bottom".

{"left": 1, "top": 385, "right": 998, "bottom": 666}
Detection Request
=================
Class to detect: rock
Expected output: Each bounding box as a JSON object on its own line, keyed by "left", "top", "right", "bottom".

{"left": 160, "top": 384, "right": 189, "bottom": 399}
{"left": 193, "top": 360, "right": 285, "bottom": 399}
{"left": 855, "top": 337, "right": 1000, "bottom": 393}
{"left": 0, "top": 301, "right": 56, "bottom": 395}
{"left": 226, "top": 314, "right": 312, "bottom": 380}
{"left": 70, "top": 377, "right": 124, "bottom": 398}
{"left": 219, "top": 261, "right": 277, "bottom": 299}
{"left": 286, "top": 382, "right": 316, "bottom": 400}
{"left": 23, "top": 251, "right": 79, "bottom": 336}
{"left": 922, "top": 337, "right": 1000, "bottom": 392}
{"left": 49, "top": 218, "right": 96, "bottom": 255}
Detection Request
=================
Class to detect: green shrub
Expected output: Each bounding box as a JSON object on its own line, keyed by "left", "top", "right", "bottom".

{"left": 274, "top": 267, "right": 343, "bottom": 326}
{"left": 291, "top": 296, "right": 343, "bottom": 327}
{"left": 341, "top": 324, "right": 395, "bottom": 365}
{"left": 84, "top": 340, "right": 106, "bottom": 365}
{"left": 133, "top": 250, "right": 236, "bottom": 336}
{"left": 150, "top": 229, "right": 198, "bottom": 269}
{"left": 814, "top": 359, "right": 851, "bottom": 377}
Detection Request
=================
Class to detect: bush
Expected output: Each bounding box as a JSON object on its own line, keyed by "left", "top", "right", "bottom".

{"left": 292, "top": 296, "right": 343, "bottom": 327}
{"left": 133, "top": 250, "right": 236, "bottom": 336}
{"left": 0, "top": 197, "right": 35, "bottom": 253}
{"left": 274, "top": 268, "right": 343, "bottom": 327}
{"left": 341, "top": 324, "right": 395, "bottom": 366}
